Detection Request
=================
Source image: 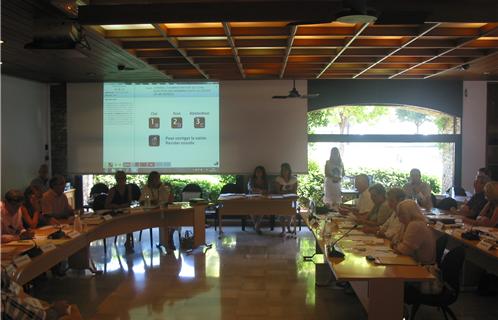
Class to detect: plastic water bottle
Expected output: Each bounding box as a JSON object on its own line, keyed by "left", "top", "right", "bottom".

{"left": 74, "top": 212, "right": 82, "bottom": 232}
{"left": 145, "top": 194, "right": 151, "bottom": 208}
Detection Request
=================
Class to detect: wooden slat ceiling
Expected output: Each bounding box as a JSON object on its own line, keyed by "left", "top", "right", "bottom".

{"left": 96, "top": 21, "right": 498, "bottom": 80}
{"left": 2, "top": 0, "right": 498, "bottom": 82}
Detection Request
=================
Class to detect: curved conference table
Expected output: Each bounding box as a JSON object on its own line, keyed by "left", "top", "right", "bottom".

{"left": 0, "top": 203, "right": 207, "bottom": 286}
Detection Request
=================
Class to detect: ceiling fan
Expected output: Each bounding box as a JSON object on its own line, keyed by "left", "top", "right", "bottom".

{"left": 272, "top": 80, "right": 319, "bottom": 99}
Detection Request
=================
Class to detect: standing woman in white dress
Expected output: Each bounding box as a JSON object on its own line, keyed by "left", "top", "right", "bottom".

{"left": 323, "top": 147, "right": 345, "bottom": 208}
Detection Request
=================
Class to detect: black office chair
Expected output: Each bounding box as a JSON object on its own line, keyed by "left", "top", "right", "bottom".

{"left": 446, "top": 186, "right": 466, "bottom": 197}
{"left": 406, "top": 246, "right": 466, "bottom": 320}
{"left": 435, "top": 234, "right": 448, "bottom": 268}
{"left": 182, "top": 183, "right": 202, "bottom": 200}
{"left": 90, "top": 183, "right": 109, "bottom": 196}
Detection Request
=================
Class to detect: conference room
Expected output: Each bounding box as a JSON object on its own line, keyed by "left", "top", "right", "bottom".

{"left": 2, "top": 1, "right": 498, "bottom": 319}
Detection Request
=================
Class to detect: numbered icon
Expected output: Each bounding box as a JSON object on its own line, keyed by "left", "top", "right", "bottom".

{"left": 171, "top": 117, "right": 183, "bottom": 128}
{"left": 149, "top": 117, "right": 160, "bottom": 129}
{"left": 149, "top": 135, "right": 160, "bottom": 147}
{"left": 194, "top": 117, "right": 205, "bottom": 128}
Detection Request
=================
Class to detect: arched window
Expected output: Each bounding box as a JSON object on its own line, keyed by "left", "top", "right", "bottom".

{"left": 308, "top": 105, "right": 461, "bottom": 193}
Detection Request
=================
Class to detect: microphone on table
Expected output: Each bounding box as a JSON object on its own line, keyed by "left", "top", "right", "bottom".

{"left": 24, "top": 239, "right": 43, "bottom": 258}
{"left": 327, "top": 224, "right": 358, "bottom": 258}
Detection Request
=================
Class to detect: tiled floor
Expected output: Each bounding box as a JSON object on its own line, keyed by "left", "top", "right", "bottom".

{"left": 32, "top": 226, "right": 497, "bottom": 320}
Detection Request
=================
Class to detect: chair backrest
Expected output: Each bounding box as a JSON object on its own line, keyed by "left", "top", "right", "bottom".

{"left": 435, "top": 234, "right": 448, "bottom": 268}
{"left": 92, "top": 194, "right": 107, "bottom": 211}
{"left": 128, "top": 183, "right": 141, "bottom": 201}
{"left": 440, "top": 246, "right": 466, "bottom": 294}
{"left": 182, "top": 183, "right": 202, "bottom": 201}
{"left": 90, "top": 183, "right": 109, "bottom": 196}
{"left": 446, "top": 186, "right": 466, "bottom": 197}
{"left": 436, "top": 197, "right": 458, "bottom": 210}
{"left": 220, "top": 183, "right": 241, "bottom": 194}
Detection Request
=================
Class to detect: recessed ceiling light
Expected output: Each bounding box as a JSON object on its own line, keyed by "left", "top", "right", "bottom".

{"left": 484, "top": 72, "right": 490, "bottom": 75}
{"left": 336, "top": 14, "right": 377, "bottom": 24}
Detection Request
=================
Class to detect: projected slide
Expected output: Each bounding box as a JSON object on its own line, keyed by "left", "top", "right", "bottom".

{"left": 103, "top": 82, "right": 219, "bottom": 173}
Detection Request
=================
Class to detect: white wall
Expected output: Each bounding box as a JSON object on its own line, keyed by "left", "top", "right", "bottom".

{"left": 461, "top": 81, "right": 487, "bottom": 191}
{"left": 67, "top": 80, "right": 308, "bottom": 174}
{"left": 1, "top": 75, "right": 50, "bottom": 193}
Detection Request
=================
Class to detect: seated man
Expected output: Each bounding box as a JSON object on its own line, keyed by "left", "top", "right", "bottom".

{"left": 453, "top": 174, "right": 490, "bottom": 219}
{"left": 403, "top": 168, "right": 432, "bottom": 210}
{"left": 1, "top": 268, "right": 78, "bottom": 319}
{"left": 30, "top": 164, "right": 50, "bottom": 193}
{"left": 356, "top": 183, "right": 392, "bottom": 227}
{"left": 1, "top": 190, "right": 35, "bottom": 243}
{"left": 42, "top": 175, "right": 74, "bottom": 220}
{"left": 363, "top": 188, "right": 405, "bottom": 242}
{"left": 340, "top": 174, "right": 374, "bottom": 216}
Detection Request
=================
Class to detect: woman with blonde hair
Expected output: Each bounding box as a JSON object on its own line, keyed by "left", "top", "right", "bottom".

{"left": 323, "top": 147, "right": 344, "bottom": 209}
{"left": 392, "top": 200, "right": 435, "bottom": 265}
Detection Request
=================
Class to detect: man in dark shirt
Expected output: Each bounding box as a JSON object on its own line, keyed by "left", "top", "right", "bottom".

{"left": 455, "top": 174, "right": 490, "bottom": 219}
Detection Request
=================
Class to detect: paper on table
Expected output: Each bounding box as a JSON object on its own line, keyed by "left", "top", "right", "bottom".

{"left": 345, "top": 235, "right": 377, "bottom": 241}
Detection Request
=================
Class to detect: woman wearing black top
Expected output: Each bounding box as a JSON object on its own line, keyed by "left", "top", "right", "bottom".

{"left": 105, "top": 171, "right": 134, "bottom": 252}
{"left": 248, "top": 165, "right": 269, "bottom": 234}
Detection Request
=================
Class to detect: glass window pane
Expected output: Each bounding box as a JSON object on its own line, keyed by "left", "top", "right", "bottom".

{"left": 308, "top": 105, "right": 461, "bottom": 135}
{"left": 309, "top": 142, "right": 455, "bottom": 194}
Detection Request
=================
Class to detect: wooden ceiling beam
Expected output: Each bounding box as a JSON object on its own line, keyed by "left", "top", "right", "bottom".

{"left": 425, "top": 50, "right": 498, "bottom": 79}
{"left": 223, "top": 22, "right": 246, "bottom": 79}
{"left": 153, "top": 24, "right": 209, "bottom": 79}
{"left": 121, "top": 40, "right": 173, "bottom": 49}
{"left": 104, "top": 29, "right": 161, "bottom": 39}
{"left": 166, "top": 28, "right": 225, "bottom": 37}
{"left": 316, "top": 23, "right": 370, "bottom": 78}
{"left": 178, "top": 39, "right": 229, "bottom": 48}
{"left": 279, "top": 25, "right": 297, "bottom": 79}
{"left": 353, "top": 23, "right": 440, "bottom": 78}
{"left": 235, "top": 38, "right": 289, "bottom": 47}
{"left": 391, "top": 24, "right": 498, "bottom": 78}
{"left": 136, "top": 50, "right": 183, "bottom": 58}
{"left": 187, "top": 48, "right": 234, "bottom": 56}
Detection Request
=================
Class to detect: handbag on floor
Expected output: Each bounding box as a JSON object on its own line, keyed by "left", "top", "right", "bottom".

{"left": 180, "top": 230, "right": 194, "bottom": 250}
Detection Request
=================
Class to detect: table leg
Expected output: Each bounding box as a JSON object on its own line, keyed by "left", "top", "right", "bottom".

{"left": 193, "top": 206, "right": 206, "bottom": 247}
{"left": 218, "top": 212, "right": 224, "bottom": 236}
{"left": 351, "top": 279, "right": 404, "bottom": 320}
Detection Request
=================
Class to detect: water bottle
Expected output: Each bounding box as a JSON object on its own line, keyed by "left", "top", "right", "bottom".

{"left": 74, "top": 211, "right": 82, "bottom": 232}
{"left": 145, "top": 193, "right": 151, "bottom": 208}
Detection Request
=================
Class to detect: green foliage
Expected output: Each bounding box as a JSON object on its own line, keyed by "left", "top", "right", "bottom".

{"left": 297, "top": 160, "right": 325, "bottom": 207}
{"left": 395, "top": 109, "right": 429, "bottom": 133}
{"left": 93, "top": 174, "right": 236, "bottom": 201}
{"left": 296, "top": 164, "right": 441, "bottom": 206}
{"left": 328, "top": 106, "right": 388, "bottom": 134}
{"left": 344, "top": 168, "right": 441, "bottom": 194}
{"left": 307, "top": 109, "right": 330, "bottom": 134}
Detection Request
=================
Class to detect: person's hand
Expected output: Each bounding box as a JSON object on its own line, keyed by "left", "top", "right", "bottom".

{"left": 20, "top": 230, "right": 34, "bottom": 240}
{"left": 51, "top": 300, "right": 69, "bottom": 317}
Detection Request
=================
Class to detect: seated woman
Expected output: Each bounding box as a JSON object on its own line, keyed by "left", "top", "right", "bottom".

{"left": 469, "top": 181, "right": 498, "bottom": 227}
{"left": 274, "top": 163, "right": 298, "bottom": 236}
{"left": 140, "top": 171, "right": 170, "bottom": 206}
{"left": 1, "top": 190, "right": 35, "bottom": 243}
{"left": 105, "top": 171, "right": 134, "bottom": 253}
{"left": 140, "top": 171, "right": 176, "bottom": 250}
{"left": 247, "top": 165, "right": 269, "bottom": 234}
{"left": 392, "top": 200, "right": 436, "bottom": 265}
{"left": 356, "top": 183, "right": 392, "bottom": 227}
{"left": 363, "top": 188, "right": 405, "bottom": 242}
{"left": 21, "top": 185, "right": 48, "bottom": 229}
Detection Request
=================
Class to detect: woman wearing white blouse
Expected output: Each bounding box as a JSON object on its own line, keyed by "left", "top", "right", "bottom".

{"left": 140, "top": 171, "right": 171, "bottom": 206}
{"left": 274, "top": 163, "right": 298, "bottom": 236}
{"left": 323, "top": 147, "right": 345, "bottom": 209}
